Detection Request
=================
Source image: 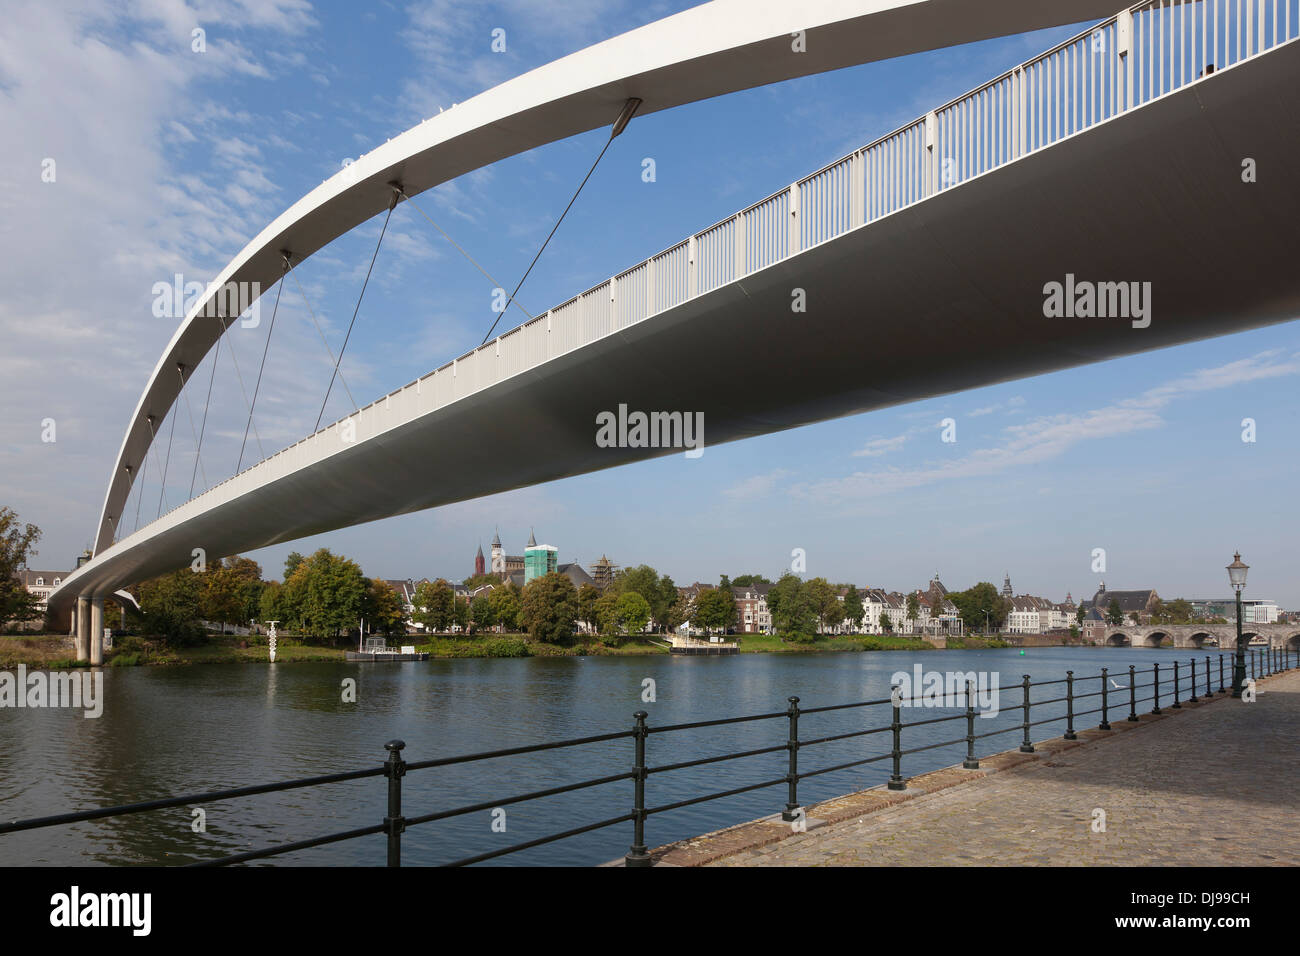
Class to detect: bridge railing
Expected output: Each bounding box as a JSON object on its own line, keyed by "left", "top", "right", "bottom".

{"left": 3, "top": 649, "right": 1293, "bottom": 866}
{"left": 133, "top": 0, "right": 1299, "bottom": 535}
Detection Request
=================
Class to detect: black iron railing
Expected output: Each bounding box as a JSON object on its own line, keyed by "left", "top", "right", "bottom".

{"left": 2, "top": 648, "right": 1293, "bottom": 866}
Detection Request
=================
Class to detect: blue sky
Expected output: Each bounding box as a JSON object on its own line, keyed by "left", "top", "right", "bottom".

{"left": 2, "top": 1, "right": 1296, "bottom": 607}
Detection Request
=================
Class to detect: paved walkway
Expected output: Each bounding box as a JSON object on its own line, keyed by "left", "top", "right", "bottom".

{"left": 660, "top": 669, "right": 1299, "bottom": 866}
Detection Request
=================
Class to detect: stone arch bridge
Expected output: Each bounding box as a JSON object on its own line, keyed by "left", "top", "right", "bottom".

{"left": 1102, "top": 624, "right": 1300, "bottom": 650}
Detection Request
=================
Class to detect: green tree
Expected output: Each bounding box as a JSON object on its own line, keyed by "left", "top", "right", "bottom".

{"left": 284, "top": 551, "right": 305, "bottom": 580}
{"left": 906, "top": 592, "right": 921, "bottom": 630}
{"left": 0, "top": 507, "right": 42, "bottom": 626}
{"left": 804, "top": 577, "right": 839, "bottom": 634}
{"left": 1106, "top": 598, "right": 1125, "bottom": 627}
{"left": 520, "top": 572, "right": 578, "bottom": 643}
{"left": 259, "top": 580, "right": 285, "bottom": 626}
{"left": 950, "top": 582, "right": 1009, "bottom": 634}
{"left": 413, "top": 579, "right": 455, "bottom": 633}
{"left": 364, "top": 578, "right": 407, "bottom": 637}
{"left": 731, "top": 574, "right": 773, "bottom": 588}
{"left": 488, "top": 582, "right": 521, "bottom": 632}
{"left": 131, "top": 568, "right": 204, "bottom": 645}
{"left": 615, "top": 591, "right": 652, "bottom": 636}
{"left": 1076, "top": 605, "right": 1086, "bottom": 627}
{"left": 766, "top": 573, "right": 815, "bottom": 641}
{"left": 576, "top": 584, "right": 600, "bottom": 633}
{"left": 691, "top": 586, "right": 735, "bottom": 635}
{"left": 470, "top": 594, "right": 496, "bottom": 632}
{"left": 284, "top": 549, "right": 367, "bottom": 641}
{"left": 842, "top": 585, "right": 865, "bottom": 633}
{"left": 593, "top": 592, "right": 619, "bottom": 636}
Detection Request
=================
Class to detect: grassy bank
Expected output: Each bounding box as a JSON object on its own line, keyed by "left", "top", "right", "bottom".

{"left": 3, "top": 630, "right": 1014, "bottom": 668}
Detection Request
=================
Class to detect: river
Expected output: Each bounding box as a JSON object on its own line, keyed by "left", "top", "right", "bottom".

{"left": 0, "top": 646, "right": 1241, "bottom": 866}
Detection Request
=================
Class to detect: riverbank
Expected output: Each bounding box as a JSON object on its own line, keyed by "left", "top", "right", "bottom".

{"left": 0, "top": 631, "right": 1015, "bottom": 667}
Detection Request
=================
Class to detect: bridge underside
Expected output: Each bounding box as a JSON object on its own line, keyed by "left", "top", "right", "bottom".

{"left": 51, "top": 40, "right": 1300, "bottom": 612}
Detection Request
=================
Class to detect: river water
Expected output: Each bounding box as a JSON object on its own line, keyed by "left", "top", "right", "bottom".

{"left": 0, "top": 647, "right": 1240, "bottom": 866}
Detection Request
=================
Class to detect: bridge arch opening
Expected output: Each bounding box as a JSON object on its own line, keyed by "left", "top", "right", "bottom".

{"left": 1143, "top": 631, "right": 1171, "bottom": 647}
{"left": 1106, "top": 632, "right": 1131, "bottom": 647}
{"left": 1189, "top": 631, "right": 1216, "bottom": 648}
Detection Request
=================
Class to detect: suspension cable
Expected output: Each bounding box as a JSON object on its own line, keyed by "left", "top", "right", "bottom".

{"left": 221, "top": 313, "right": 264, "bottom": 468}
{"left": 178, "top": 364, "right": 209, "bottom": 497}
{"left": 397, "top": 187, "right": 534, "bottom": 322}
{"left": 190, "top": 335, "right": 221, "bottom": 499}
{"left": 155, "top": 404, "right": 178, "bottom": 520}
{"left": 481, "top": 97, "right": 641, "bottom": 345}
{"left": 238, "top": 255, "right": 289, "bottom": 473}
{"left": 314, "top": 193, "right": 397, "bottom": 432}
{"left": 132, "top": 455, "right": 147, "bottom": 536}
{"left": 289, "top": 268, "right": 357, "bottom": 410}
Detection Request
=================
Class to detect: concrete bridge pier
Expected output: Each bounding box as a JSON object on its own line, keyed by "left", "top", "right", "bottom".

{"left": 89, "top": 598, "right": 104, "bottom": 666}
{"left": 74, "top": 596, "right": 90, "bottom": 662}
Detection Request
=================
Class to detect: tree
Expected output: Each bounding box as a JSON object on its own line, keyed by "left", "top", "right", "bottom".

{"left": 609, "top": 565, "right": 674, "bottom": 631}
{"left": 880, "top": 612, "right": 894, "bottom": 634}
{"left": 842, "top": 585, "right": 865, "bottom": 633}
{"left": 284, "top": 551, "right": 305, "bottom": 580}
{"left": 201, "top": 556, "right": 263, "bottom": 633}
{"left": 131, "top": 568, "right": 204, "bottom": 644}
{"left": 950, "top": 582, "right": 1009, "bottom": 634}
{"left": 615, "top": 591, "right": 652, "bottom": 636}
{"left": 283, "top": 549, "right": 367, "bottom": 641}
{"left": 1076, "top": 605, "right": 1086, "bottom": 627}
{"left": 576, "top": 584, "right": 600, "bottom": 633}
{"left": 906, "top": 592, "right": 921, "bottom": 630}
{"left": 470, "top": 594, "right": 495, "bottom": 632}
{"left": 413, "top": 579, "right": 455, "bottom": 633}
{"left": 488, "top": 581, "right": 521, "bottom": 632}
{"left": 1106, "top": 598, "right": 1125, "bottom": 627}
{"left": 731, "top": 574, "right": 772, "bottom": 588}
{"left": 259, "top": 580, "right": 285, "bottom": 626}
{"left": 364, "top": 578, "right": 407, "bottom": 637}
{"left": 593, "top": 592, "right": 619, "bottom": 636}
{"left": 0, "top": 507, "right": 42, "bottom": 626}
{"left": 520, "top": 572, "right": 578, "bottom": 643}
{"left": 766, "top": 573, "right": 815, "bottom": 641}
{"left": 664, "top": 593, "right": 690, "bottom": 634}
{"left": 804, "top": 577, "right": 839, "bottom": 634}
{"left": 691, "top": 586, "right": 736, "bottom": 635}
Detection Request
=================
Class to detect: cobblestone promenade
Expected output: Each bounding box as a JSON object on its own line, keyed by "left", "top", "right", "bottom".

{"left": 649, "top": 669, "right": 1299, "bottom": 867}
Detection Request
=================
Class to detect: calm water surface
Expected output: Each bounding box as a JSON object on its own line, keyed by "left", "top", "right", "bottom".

{"left": 0, "top": 647, "right": 1234, "bottom": 866}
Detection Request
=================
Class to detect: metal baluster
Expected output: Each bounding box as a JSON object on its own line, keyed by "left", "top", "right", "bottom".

{"left": 1128, "top": 664, "right": 1139, "bottom": 721}
{"left": 625, "top": 711, "right": 651, "bottom": 866}
{"left": 1099, "top": 667, "right": 1112, "bottom": 730}
{"left": 1019, "top": 675, "right": 1035, "bottom": 753}
{"left": 1064, "top": 671, "right": 1077, "bottom": 740}
{"left": 888, "top": 685, "right": 906, "bottom": 790}
{"left": 964, "top": 679, "right": 980, "bottom": 768}
{"left": 782, "top": 696, "right": 802, "bottom": 821}
{"left": 383, "top": 739, "right": 406, "bottom": 867}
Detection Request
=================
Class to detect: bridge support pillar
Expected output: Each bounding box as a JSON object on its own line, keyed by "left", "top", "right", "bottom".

{"left": 74, "top": 596, "right": 90, "bottom": 662}
{"left": 89, "top": 598, "right": 104, "bottom": 666}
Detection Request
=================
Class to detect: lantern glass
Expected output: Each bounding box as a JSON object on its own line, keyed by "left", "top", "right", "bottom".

{"left": 1226, "top": 552, "right": 1249, "bottom": 590}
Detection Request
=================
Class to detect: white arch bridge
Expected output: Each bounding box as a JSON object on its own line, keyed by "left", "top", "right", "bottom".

{"left": 49, "top": 0, "right": 1300, "bottom": 660}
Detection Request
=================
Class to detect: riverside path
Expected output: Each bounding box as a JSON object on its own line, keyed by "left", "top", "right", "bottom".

{"left": 647, "top": 669, "right": 1300, "bottom": 866}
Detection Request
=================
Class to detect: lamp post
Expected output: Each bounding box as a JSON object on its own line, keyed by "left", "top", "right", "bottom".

{"left": 1227, "top": 552, "right": 1249, "bottom": 697}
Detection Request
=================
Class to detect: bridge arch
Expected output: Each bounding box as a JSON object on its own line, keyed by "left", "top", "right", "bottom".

{"left": 1188, "top": 631, "right": 1217, "bottom": 648}
{"left": 1106, "top": 632, "right": 1131, "bottom": 647}
{"left": 1143, "top": 630, "right": 1171, "bottom": 647}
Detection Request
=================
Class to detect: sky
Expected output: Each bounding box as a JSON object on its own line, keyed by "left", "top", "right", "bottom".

{"left": 1, "top": 1, "right": 1296, "bottom": 608}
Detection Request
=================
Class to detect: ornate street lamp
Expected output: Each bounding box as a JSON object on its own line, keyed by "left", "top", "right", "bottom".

{"left": 1227, "top": 552, "right": 1249, "bottom": 697}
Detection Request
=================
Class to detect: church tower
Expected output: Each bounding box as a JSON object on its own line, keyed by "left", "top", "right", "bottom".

{"left": 1002, "top": 572, "right": 1013, "bottom": 598}
{"left": 474, "top": 543, "right": 485, "bottom": 577}
{"left": 490, "top": 529, "right": 504, "bottom": 574}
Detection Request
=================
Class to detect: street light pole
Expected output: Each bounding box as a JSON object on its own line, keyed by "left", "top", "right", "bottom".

{"left": 1227, "top": 551, "right": 1249, "bottom": 698}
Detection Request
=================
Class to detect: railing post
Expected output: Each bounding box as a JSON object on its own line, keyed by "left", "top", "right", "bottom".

{"left": 686, "top": 235, "right": 698, "bottom": 299}
{"left": 888, "top": 685, "right": 906, "bottom": 790}
{"left": 782, "top": 696, "right": 802, "bottom": 821}
{"left": 1205, "top": 654, "right": 1213, "bottom": 697}
{"left": 925, "top": 110, "right": 938, "bottom": 194}
{"left": 1099, "top": 667, "right": 1112, "bottom": 730}
{"left": 1189, "top": 659, "right": 1198, "bottom": 703}
{"left": 734, "top": 212, "right": 746, "bottom": 280}
{"left": 1064, "top": 671, "right": 1077, "bottom": 740}
{"left": 849, "top": 151, "right": 864, "bottom": 227}
{"left": 1172, "top": 661, "right": 1182, "bottom": 708}
{"left": 383, "top": 739, "right": 406, "bottom": 867}
{"left": 1150, "top": 662, "right": 1162, "bottom": 715}
{"left": 963, "top": 679, "right": 980, "bottom": 768}
{"left": 1019, "top": 675, "right": 1034, "bottom": 753}
{"left": 1219, "top": 654, "right": 1225, "bottom": 694}
{"left": 788, "top": 183, "right": 801, "bottom": 256}
{"left": 625, "top": 710, "right": 652, "bottom": 867}
{"left": 1127, "top": 665, "right": 1139, "bottom": 721}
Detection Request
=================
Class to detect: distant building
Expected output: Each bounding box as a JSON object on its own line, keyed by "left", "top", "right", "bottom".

{"left": 1188, "top": 598, "right": 1280, "bottom": 624}
{"left": 1081, "top": 582, "right": 1160, "bottom": 625}
{"left": 12, "top": 570, "right": 67, "bottom": 629}
{"left": 732, "top": 583, "right": 771, "bottom": 634}
{"left": 490, "top": 530, "right": 524, "bottom": 578}
{"left": 523, "top": 528, "right": 558, "bottom": 584}
{"left": 474, "top": 544, "right": 485, "bottom": 577}
{"left": 590, "top": 554, "right": 618, "bottom": 590}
